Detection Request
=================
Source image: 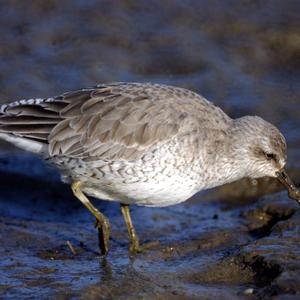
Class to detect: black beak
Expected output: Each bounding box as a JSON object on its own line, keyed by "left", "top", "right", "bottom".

{"left": 276, "top": 169, "right": 300, "bottom": 204}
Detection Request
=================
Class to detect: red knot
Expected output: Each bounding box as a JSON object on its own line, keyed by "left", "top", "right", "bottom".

{"left": 0, "top": 82, "right": 299, "bottom": 255}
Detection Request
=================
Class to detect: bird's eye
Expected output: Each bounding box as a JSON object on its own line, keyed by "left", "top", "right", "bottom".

{"left": 265, "top": 153, "right": 276, "bottom": 160}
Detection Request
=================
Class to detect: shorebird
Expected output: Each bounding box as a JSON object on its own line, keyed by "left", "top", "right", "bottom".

{"left": 0, "top": 82, "right": 299, "bottom": 255}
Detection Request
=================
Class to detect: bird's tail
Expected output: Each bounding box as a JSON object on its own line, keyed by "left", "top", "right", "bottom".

{"left": 0, "top": 97, "right": 65, "bottom": 153}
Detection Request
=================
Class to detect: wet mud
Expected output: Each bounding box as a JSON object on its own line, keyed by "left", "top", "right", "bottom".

{"left": 0, "top": 0, "right": 300, "bottom": 299}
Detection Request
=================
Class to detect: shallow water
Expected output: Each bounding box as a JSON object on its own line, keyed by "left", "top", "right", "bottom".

{"left": 0, "top": 1, "right": 299, "bottom": 299}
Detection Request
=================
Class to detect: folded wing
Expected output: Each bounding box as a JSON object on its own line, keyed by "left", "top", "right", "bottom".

{"left": 0, "top": 83, "right": 186, "bottom": 161}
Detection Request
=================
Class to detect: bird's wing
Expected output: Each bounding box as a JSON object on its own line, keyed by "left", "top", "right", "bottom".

{"left": 49, "top": 84, "right": 184, "bottom": 160}
{"left": 0, "top": 83, "right": 184, "bottom": 160}
{"left": 0, "top": 83, "right": 230, "bottom": 161}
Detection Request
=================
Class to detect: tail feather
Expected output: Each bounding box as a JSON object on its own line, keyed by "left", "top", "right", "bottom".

{"left": 0, "top": 124, "right": 54, "bottom": 134}
{"left": 0, "top": 116, "right": 61, "bottom": 124}
{"left": 4, "top": 104, "right": 61, "bottom": 118}
{"left": 0, "top": 97, "right": 67, "bottom": 149}
{"left": 0, "top": 86, "right": 114, "bottom": 154}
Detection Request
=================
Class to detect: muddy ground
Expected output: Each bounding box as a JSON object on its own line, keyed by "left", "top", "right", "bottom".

{"left": 0, "top": 1, "right": 300, "bottom": 299}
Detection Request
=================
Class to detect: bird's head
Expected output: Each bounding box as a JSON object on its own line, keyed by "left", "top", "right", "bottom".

{"left": 233, "top": 116, "right": 300, "bottom": 203}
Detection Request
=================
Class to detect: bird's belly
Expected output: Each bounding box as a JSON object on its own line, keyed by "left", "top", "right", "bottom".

{"left": 82, "top": 174, "right": 199, "bottom": 207}
{"left": 53, "top": 142, "right": 203, "bottom": 207}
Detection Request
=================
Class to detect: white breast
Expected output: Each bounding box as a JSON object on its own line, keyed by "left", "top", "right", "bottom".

{"left": 82, "top": 172, "right": 199, "bottom": 207}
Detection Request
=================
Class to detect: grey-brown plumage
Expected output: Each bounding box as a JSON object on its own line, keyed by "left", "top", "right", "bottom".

{"left": 0, "top": 82, "right": 299, "bottom": 254}
{"left": 1, "top": 83, "right": 228, "bottom": 159}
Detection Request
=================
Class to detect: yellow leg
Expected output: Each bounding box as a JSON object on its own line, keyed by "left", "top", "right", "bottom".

{"left": 120, "top": 204, "right": 140, "bottom": 252}
{"left": 71, "top": 181, "right": 111, "bottom": 255}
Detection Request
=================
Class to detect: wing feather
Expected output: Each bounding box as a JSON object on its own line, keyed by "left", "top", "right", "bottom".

{"left": 0, "top": 83, "right": 230, "bottom": 160}
{"left": 48, "top": 86, "right": 183, "bottom": 160}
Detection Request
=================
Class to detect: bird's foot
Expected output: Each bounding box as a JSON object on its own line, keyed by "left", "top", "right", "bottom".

{"left": 94, "top": 217, "right": 111, "bottom": 256}
{"left": 129, "top": 240, "right": 160, "bottom": 254}
{"left": 129, "top": 238, "right": 142, "bottom": 253}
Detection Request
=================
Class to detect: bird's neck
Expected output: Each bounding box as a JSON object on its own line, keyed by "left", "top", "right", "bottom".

{"left": 199, "top": 119, "right": 252, "bottom": 189}
{"left": 200, "top": 149, "right": 248, "bottom": 190}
